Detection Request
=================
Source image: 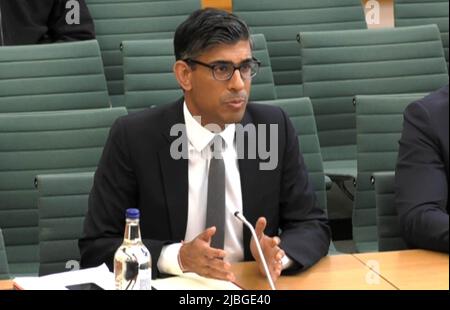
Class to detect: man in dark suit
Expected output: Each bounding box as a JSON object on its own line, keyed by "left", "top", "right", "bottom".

{"left": 0, "top": 0, "right": 94, "bottom": 46}
{"left": 395, "top": 85, "right": 449, "bottom": 253}
{"left": 79, "top": 8, "right": 331, "bottom": 282}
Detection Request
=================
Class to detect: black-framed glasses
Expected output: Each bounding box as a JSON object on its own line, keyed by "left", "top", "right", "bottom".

{"left": 184, "top": 57, "right": 261, "bottom": 81}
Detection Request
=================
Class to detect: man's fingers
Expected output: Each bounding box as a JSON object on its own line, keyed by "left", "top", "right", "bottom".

{"left": 204, "top": 247, "right": 227, "bottom": 260}
{"left": 276, "top": 249, "right": 285, "bottom": 261}
{"left": 205, "top": 268, "right": 235, "bottom": 282}
{"left": 207, "top": 258, "right": 232, "bottom": 272}
{"left": 272, "top": 266, "right": 282, "bottom": 280}
{"left": 272, "top": 236, "right": 281, "bottom": 247}
{"left": 182, "top": 230, "right": 236, "bottom": 281}
{"left": 201, "top": 260, "right": 235, "bottom": 282}
{"left": 198, "top": 226, "right": 216, "bottom": 242}
{"left": 269, "top": 258, "right": 282, "bottom": 282}
{"left": 254, "top": 217, "right": 267, "bottom": 239}
{"left": 272, "top": 260, "right": 282, "bottom": 271}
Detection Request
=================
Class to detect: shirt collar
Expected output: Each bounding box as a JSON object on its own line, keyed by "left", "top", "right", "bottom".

{"left": 183, "top": 101, "right": 236, "bottom": 152}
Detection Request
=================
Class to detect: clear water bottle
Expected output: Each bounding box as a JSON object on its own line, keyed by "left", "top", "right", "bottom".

{"left": 114, "top": 208, "right": 152, "bottom": 290}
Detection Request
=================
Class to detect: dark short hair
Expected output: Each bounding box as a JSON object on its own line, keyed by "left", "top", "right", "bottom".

{"left": 174, "top": 8, "right": 251, "bottom": 60}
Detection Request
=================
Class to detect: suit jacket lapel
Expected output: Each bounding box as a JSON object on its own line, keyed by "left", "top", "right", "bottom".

{"left": 158, "top": 99, "right": 189, "bottom": 240}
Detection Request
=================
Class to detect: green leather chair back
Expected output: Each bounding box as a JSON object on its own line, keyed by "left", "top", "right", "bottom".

{"left": 354, "top": 94, "right": 425, "bottom": 252}
{"left": 259, "top": 97, "right": 338, "bottom": 253}
{"left": 0, "top": 107, "right": 127, "bottom": 276}
{"left": 259, "top": 98, "right": 327, "bottom": 212}
{"left": 0, "top": 228, "right": 10, "bottom": 280}
{"left": 372, "top": 171, "right": 408, "bottom": 251}
{"left": 122, "top": 34, "right": 276, "bottom": 113}
{"left": 395, "top": 0, "right": 449, "bottom": 67}
{"left": 0, "top": 40, "right": 110, "bottom": 113}
{"left": 36, "top": 172, "right": 94, "bottom": 276}
{"left": 233, "top": 0, "right": 366, "bottom": 99}
{"left": 249, "top": 34, "right": 277, "bottom": 101}
{"left": 299, "top": 25, "right": 449, "bottom": 180}
{"left": 85, "top": 0, "right": 201, "bottom": 107}
{"left": 122, "top": 38, "right": 181, "bottom": 113}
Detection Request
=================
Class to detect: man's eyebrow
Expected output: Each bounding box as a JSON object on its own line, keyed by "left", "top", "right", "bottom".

{"left": 210, "top": 57, "right": 254, "bottom": 64}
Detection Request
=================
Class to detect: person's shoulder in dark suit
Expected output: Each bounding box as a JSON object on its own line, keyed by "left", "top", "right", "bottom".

{"left": 411, "top": 84, "right": 448, "bottom": 138}
{"left": 395, "top": 84, "right": 449, "bottom": 253}
{"left": 112, "top": 100, "right": 184, "bottom": 150}
{"left": 0, "top": 0, "right": 95, "bottom": 45}
{"left": 245, "top": 102, "right": 285, "bottom": 122}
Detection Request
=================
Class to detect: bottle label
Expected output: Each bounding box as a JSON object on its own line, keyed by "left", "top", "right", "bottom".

{"left": 114, "top": 245, "right": 152, "bottom": 290}
{"left": 138, "top": 269, "right": 152, "bottom": 290}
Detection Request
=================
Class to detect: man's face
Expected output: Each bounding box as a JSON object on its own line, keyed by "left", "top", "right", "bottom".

{"left": 185, "top": 40, "right": 253, "bottom": 128}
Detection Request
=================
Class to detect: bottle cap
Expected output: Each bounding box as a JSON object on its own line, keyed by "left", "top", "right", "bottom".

{"left": 126, "top": 208, "right": 140, "bottom": 219}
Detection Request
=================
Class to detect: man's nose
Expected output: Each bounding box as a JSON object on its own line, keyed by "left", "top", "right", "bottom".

{"left": 228, "top": 69, "right": 246, "bottom": 91}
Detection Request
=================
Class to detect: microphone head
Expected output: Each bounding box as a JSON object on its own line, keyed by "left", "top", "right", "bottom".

{"left": 234, "top": 212, "right": 249, "bottom": 225}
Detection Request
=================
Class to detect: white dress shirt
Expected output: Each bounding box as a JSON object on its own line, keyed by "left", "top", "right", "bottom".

{"left": 157, "top": 102, "right": 293, "bottom": 275}
{"left": 157, "top": 102, "right": 244, "bottom": 275}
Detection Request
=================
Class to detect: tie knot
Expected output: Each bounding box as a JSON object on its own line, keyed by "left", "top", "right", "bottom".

{"left": 210, "top": 135, "right": 225, "bottom": 155}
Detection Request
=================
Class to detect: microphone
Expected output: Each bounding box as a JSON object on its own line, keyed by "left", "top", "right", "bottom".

{"left": 234, "top": 212, "right": 276, "bottom": 290}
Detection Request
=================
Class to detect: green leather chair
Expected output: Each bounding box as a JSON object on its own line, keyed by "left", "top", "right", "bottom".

{"left": 354, "top": 94, "right": 425, "bottom": 252}
{"left": 299, "top": 24, "right": 449, "bottom": 196}
{"left": 0, "top": 107, "right": 127, "bottom": 277}
{"left": 233, "top": 0, "right": 366, "bottom": 99}
{"left": 122, "top": 34, "right": 276, "bottom": 113}
{"left": 259, "top": 97, "right": 336, "bottom": 253}
{"left": 0, "top": 40, "right": 110, "bottom": 113}
{"left": 395, "top": 0, "right": 449, "bottom": 67}
{"left": 372, "top": 171, "right": 408, "bottom": 251}
{"left": 36, "top": 172, "right": 94, "bottom": 276}
{"left": 260, "top": 98, "right": 327, "bottom": 211}
{"left": 85, "top": 0, "right": 201, "bottom": 107}
{"left": 122, "top": 38, "right": 181, "bottom": 113}
{"left": 0, "top": 228, "right": 10, "bottom": 280}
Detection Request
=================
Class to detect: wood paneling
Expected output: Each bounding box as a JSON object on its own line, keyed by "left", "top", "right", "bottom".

{"left": 362, "top": 0, "right": 395, "bottom": 28}
{"left": 202, "top": 0, "right": 232, "bottom": 11}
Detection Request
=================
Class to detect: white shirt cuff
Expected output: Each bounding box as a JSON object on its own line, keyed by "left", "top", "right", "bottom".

{"left": 281, "top": 253, "right": 294, "bottom": 270}
{"left": 157, "top": 242, "right": 184, "bottom": 276}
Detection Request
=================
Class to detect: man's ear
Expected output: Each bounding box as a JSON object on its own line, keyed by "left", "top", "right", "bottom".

{"left": 173, "top": 60, "right": 193, "bottom": 91}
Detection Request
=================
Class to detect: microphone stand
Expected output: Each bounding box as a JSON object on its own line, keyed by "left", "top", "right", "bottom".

{"left": 234, "top": 212, "right": 276, "bottom": 290}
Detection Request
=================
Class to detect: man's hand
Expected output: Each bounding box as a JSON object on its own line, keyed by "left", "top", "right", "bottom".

{"left": 179, "top": 227, "right": 235, "bottom": 282}
{"left": 250, "top": 217, "right": 285, "bottom": 282}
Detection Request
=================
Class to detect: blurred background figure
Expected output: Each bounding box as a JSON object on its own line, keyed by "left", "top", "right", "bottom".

{"left": 395, "top": 85, "right": 449, "bottom": 253}
{"left": 0, "top": 0, "right": 95, "bottom": 45}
